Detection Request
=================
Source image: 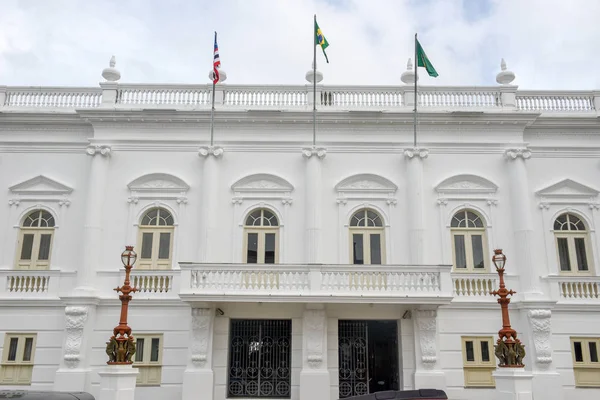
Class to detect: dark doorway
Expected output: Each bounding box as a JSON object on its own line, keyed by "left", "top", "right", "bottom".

{"left": 338, "top": 320, "right": 400, "bottom": 398}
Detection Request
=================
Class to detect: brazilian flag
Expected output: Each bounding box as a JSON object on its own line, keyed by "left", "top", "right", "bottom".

{"left": 314, "top": 17, "right": 329, "bottom": 63}
{"left": 416, "top": 38, "right": 438, "bottom": 77}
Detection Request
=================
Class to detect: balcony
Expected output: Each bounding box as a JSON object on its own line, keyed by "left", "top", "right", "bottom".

{"left": 179, "top": 263, "right": 453, "bottom": 304}
{"left": 546, "top": 275, "right": 600, "bottom": 304}
{"left": 0, "top": 269, "right": 76, "bottom": 301}
{"left": 451, "top": 272, "right": 520, "bottom": 303}
{"left": 96, "top": 269, "right": 181, "bottom": 300}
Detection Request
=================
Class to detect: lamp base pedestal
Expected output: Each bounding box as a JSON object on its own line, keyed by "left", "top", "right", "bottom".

{"left": 182, "top": 368, "right": 213, "bottom": 400}
{"left": 414, "top": 370, "right": 446, "bottom": 391}
{"left": 492, "top": 368, "right": 533, "bottom": 400}
{"left": 300, "top": 369, "right": 330, "bottom": 400}
{"left": 97, "top": 365, "right": 139, "bottom": 400}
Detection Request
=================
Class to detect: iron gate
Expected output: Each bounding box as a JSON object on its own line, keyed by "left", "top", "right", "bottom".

{"left": 338, "top": 320, "right": 369, "bottom": 398}
{"left": 228, "top": 319, "right": 291, "bottom": 398}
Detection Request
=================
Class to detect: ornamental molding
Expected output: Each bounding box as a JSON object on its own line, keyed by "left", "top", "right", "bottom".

{"left": 535, "top": 179, "right": 599, "bottom": 204}
{"left": 304, "top": 309, "right": 326, "bottom": 369}
{"left": 86, "top": 144, "right": 112, "bottom": 156}
{"left": 528, "top": 309, "right": 553, "bottom": 369}
{"left": 9, "top": 175, "right": 74, "bottom": 206}
{"left": 198, "top": 145, "right": 224, "bottom": 157}
{"left": 190, "top": 308, "right": 213, "bottom": 367}
{"left": 415, "top": 310, "right": 438, "bottom": 369}
{"left": 301, "top": 147, "right": 327, "bottom": 159}
{"left": 63, "top": 306, "right": 88, "bottom": 368}
{"left": 590, "top": 202, "right": 600, "bottom": 210}
{"left": 504, "top": 147, "right": 532, "bottom": 160}
{"left": 435, "top": 174, "right": 498, "bottom": 196}
{"left": 404, "top": 147, "right": 429, "bottom": 159}
{"left": 127, "top": 173, "right": 190, "bottom": 203}
{"left": 231, "top": 173, "right": 294, "bottom": 203}
{"left": 335, "top": 173, "right": 397, "bottom": 201}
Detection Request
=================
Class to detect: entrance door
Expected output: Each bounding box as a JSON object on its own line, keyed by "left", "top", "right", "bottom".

{"left": 338, "top": 320, "right": 399, "bottom": 398}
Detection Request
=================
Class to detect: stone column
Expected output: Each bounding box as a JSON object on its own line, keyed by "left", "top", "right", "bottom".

{"left": 504, "top": 148, "right": 544, "bottom": 299}
{"left": 302, "top": 147, "right": 326, "bottom": 264}
{"left": 404, "top": 148, "right": 429, "bottom": 264}
{"left": 198, "top": 146, "right": 224, "bottom": 262}
{"left": 413, "top": 310, "right": 446, "bottom": 390}
{"left": 182, "top": 308, "right": 215, "bottom": 400}
{"left": 300, "top": 306, "right": 329, "bottom": 400}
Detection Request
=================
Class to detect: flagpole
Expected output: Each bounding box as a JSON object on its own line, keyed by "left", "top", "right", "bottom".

{"left": 413, "top": 33, "right": 418, "bottom": 148}
{"left": 313, "top": 14, "right": 317, "bottom": 147}
{"left": 210, "top": 31, "right": 217, "bottom": 147}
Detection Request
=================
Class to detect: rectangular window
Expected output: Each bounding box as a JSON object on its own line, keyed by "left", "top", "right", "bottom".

{"left": 134, "top": 334, "right": 162, "bottom": 386}
{"left": 370, "top": 234, "right": 382, "bottom": 265}
{"left": 462, "top": 336, "right": 495, "bottom": 388}
{"left": 37, "top": 234, "right": 52, "bottom": 260}
{"left": 471, "top": 235, "right": 484, "bottom": 269}
{"left": 264, "top": 233, "right": 276, "bottom": 264}
{"left": 574, "top": 238, "right": 588, "bottom": 271}
{"left": 352, "top": 234, "right": 364, "bottom": 265}
{"left": 1, "top": 333, "right": 37, "bottom": 385}
{"left": 158, "top": 232, "right": 171, "bottom": 259}
{"left": 246, "top": 233, "right": 258, "bottom": 264}
{"left": 228, "top": 319, "right": 291, "bottom": 398}
{"left": 454, "top": 235, "right": 467, "bottom": 269}
{"left": 20, "top": 234, "right": 34, "bottom": 260}
{"left": 571, "top": 337, "right": 600, "bottom": 387}
{"left": 557, "top": 237, "right": 571, "bottom": 271}
{"left": 141, "top": 233, "right": 153, "bottom": 259}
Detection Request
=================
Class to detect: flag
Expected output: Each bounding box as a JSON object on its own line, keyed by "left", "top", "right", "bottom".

{"left": 212, "top": 32, "right": 221, "bottom": 84}
{"left": 314, "top": 18, "right": 329, "bottom": 63}
{"left": 416, "top": 38, "right": 438, "bottom": 77}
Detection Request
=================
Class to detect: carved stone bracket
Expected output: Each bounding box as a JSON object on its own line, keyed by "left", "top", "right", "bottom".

{"left": 589, "top": 202, "right": 600, "bottom": 210}
{"left": 415, "top": 310, "right": 438, "bottom": 369}
{"left": 436, "top": 198, "right": 448, "bottom": 207}
{"left": 336, "top": 198, "right": 348, "bottom": 206}
{"left": 302, "top": 147, "right": 327, "bottom": 159}
{"left": 198, "top": 146, "right": 224, "bottom": 158}
{"left": 63, "top": 306, "right": 89, "bottom": 368}
{"left": 404, "top": 147, "right": 429, "bottom": 159}
{"left": 190, "top": 308, "right": 213, "bottom": 367}
{"left": 86, "top": 144, "right": 112, "bottom": 157}
{"left": 538, "top": 202, "right": 550, "bottom": 210}
{"left": 486, "top": 199, "right": 498, "bottom": 207}
{"left": 58, "top": 199, "right": 71, "bottom": 207}
{"left": 504, "top": 148, "right": 532, "bottom": 160}
{"left": 386, "top": 199, "right": 398, "bottom": 206}
{"left": 8, "top": 199, "right": 20, "bottom": 207}
{"left": 231, "top": 197, "right": 243, "bottom": 205}
{"left": 528, "top": 309, "right": 553, "bottom": 369}
{"left": 304, "top": 309, "right": 326, "bottom": 369}
{"left": 176, "top": 196, "right": 188, "bottom": 205}
{"left": 281, "top": 198, "right": 293, "bottom": 206}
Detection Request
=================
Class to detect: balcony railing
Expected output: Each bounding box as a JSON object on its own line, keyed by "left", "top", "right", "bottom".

{"left": 545, "top": 275, "right": 600, "bottom": 301}
{"left": 451, "top": 272, "right": 520, "bottom": 302}
{"left": 179, "top": 263, "right": 453, "bottom": 304}
{"left": 96, "top": 269, "right": 180, "bottom": 299}
{"left": 0, "top": 269, "right": 76, "bottom": 299}
{"left": 1, "top": 84, "right": 598, "bottom": 114}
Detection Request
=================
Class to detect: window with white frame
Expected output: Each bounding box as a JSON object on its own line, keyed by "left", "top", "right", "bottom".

{"left": 0, "top": 333, "right": 36, "bottom": 385}
{"left": 349, "top": 209, "right": 385, "bottom": 265}
{"left": 244, "top": 209, "right": 279, "bottom": 264}
{"left": 451, "top": 210, "right": 488, "bottom": 272}
{"left": 554, "top": 213, "right": 592, "bottom": 274}
{"left": 16, "top": 210, "right": 55, "bottom": 270}
{"left": 571, "top": 337, "right": 600, "bottom": 387}
{"left": 461, "top": 336, "right": 495, "bottom": 387}
{"left": 134, "top": 334, "right": 163, "bottom": 386}
{"left": 137, "top": 208, "right": 174, "bottom": 269}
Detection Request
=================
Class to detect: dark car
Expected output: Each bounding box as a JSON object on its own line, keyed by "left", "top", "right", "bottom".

{"left": 341, "top": 389, "right": 448, "bottom": 400}
{"left": 0, "top": 391, "right": 95, "bottom": 400}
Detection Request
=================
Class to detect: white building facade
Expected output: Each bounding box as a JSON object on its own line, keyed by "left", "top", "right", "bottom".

{"left": 0, "top": 60, "right": 599, "bottom": 400}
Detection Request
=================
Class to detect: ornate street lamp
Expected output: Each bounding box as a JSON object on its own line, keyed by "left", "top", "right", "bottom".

{"left": 105, "top": 245, "right": 138, "bottom": 364}
{"left": 490, "top": 249, "right": 526, "bottom": 367}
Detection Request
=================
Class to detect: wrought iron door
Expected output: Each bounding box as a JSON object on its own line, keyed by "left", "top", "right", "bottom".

{"left": 228, "top": 319, "right": 291, "bottom": 398}
{"left": 338, "top": 320, "right": 369, "bottom": 398}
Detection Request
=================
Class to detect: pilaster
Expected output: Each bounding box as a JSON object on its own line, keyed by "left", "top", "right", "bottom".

{"left": 182, "top": 307, "right": 215, "bottom": 400}
{"left": 404, "top": 148, "right": 429, "bottom": 264}
{"left": 198, "top": 146, "right": 224, "bottom": 262}
{"left": 300, "top": 306, "right": 329, "bottom": 400}
{"left": 303, "top": 147, "right": 326, "bottom": 264}
{"left": 413, "top": 309, "right": 446, "bottom": 391}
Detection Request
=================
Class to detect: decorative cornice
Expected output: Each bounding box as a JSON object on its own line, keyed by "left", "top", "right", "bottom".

{"left": 404, "top": 147, "right": 429, "bottom": 159}
{"left": 86, "top": 144, "right": 112, "bottom": 156}
{"left": 198, "top": 145, "right": 224, "bottom": 158}
{"left": 302, "top": 147, "right": 327, "bottom": 159}
{"left": 504, "top": 147, "right": 531, "bottom": 160}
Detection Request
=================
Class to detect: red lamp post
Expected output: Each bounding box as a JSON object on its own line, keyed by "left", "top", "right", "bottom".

{"left": 105, "top": 245, "right": 138, "bottom": 364}
{"left": 490, "top": 249, "right": 526, "bottom": 367}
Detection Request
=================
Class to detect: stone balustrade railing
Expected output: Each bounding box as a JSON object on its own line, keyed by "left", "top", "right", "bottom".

{"left": 451, "top": 272, "right": 521, "bottom": 302}
{"left": 0, "top": 269, "right": 75, "bottom": 299}
{"left": 179, "top": 263, "right": 453, "bottom": 304}
{"left": 1, "top": 84, "right": 598, "bottom": 113}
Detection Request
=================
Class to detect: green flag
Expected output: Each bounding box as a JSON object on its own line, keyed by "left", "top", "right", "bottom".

{"left": 416, "top": 38, "right": 438, "bottom": 77}
{"left": 315, "top": 18, "right": 329, "bottom": 63}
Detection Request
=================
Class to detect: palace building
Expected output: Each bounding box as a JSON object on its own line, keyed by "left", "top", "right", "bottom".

{"left": 0, "top": 58, "right": 599, "bottom": 400}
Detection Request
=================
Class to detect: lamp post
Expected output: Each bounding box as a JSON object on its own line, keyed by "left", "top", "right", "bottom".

{"left": 490, "top": 248, "right": 526, "bottom": 367}
{"left": 105, "top": 245, "right": 138, "bottom": 364}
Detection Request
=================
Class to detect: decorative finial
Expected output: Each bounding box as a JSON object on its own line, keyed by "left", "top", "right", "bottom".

{"left": 305, "top": 63, "right": 323, "bottom": 83}
{"left": 401, "top": 57, "right": 417, "bottom": 84}
{"left": 496, "top": 58, "right": 515, "bottom": 85}
{"left": 102, "top": 55, "right": 121, "bottom": 82}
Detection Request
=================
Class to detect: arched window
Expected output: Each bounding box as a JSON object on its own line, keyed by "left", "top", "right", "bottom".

{"left": 349, "top": 209, "right": 385, "bottom": 265}
{"left": 244, "top": 209, "right": 279, "bottom": 264}
{"left": 554, "top": 213, "right": 591, "bottom": 273}
{"left": 16, "top": 210, "right": 55, "bottom": 269}
{"left": 137, "top": 208, "right": 174, "bottom": 269}
{"left": 451, "top": 210, "right": 487, "bottom": 272}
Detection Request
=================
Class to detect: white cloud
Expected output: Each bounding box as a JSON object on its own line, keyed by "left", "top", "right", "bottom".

{"left": 0, "top": 0, "right": 598, "bottom": 89}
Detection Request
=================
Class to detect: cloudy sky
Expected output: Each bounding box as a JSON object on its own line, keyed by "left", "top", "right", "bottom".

{"left": 0, "top": 0, "right": 599, "bottom": 89}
